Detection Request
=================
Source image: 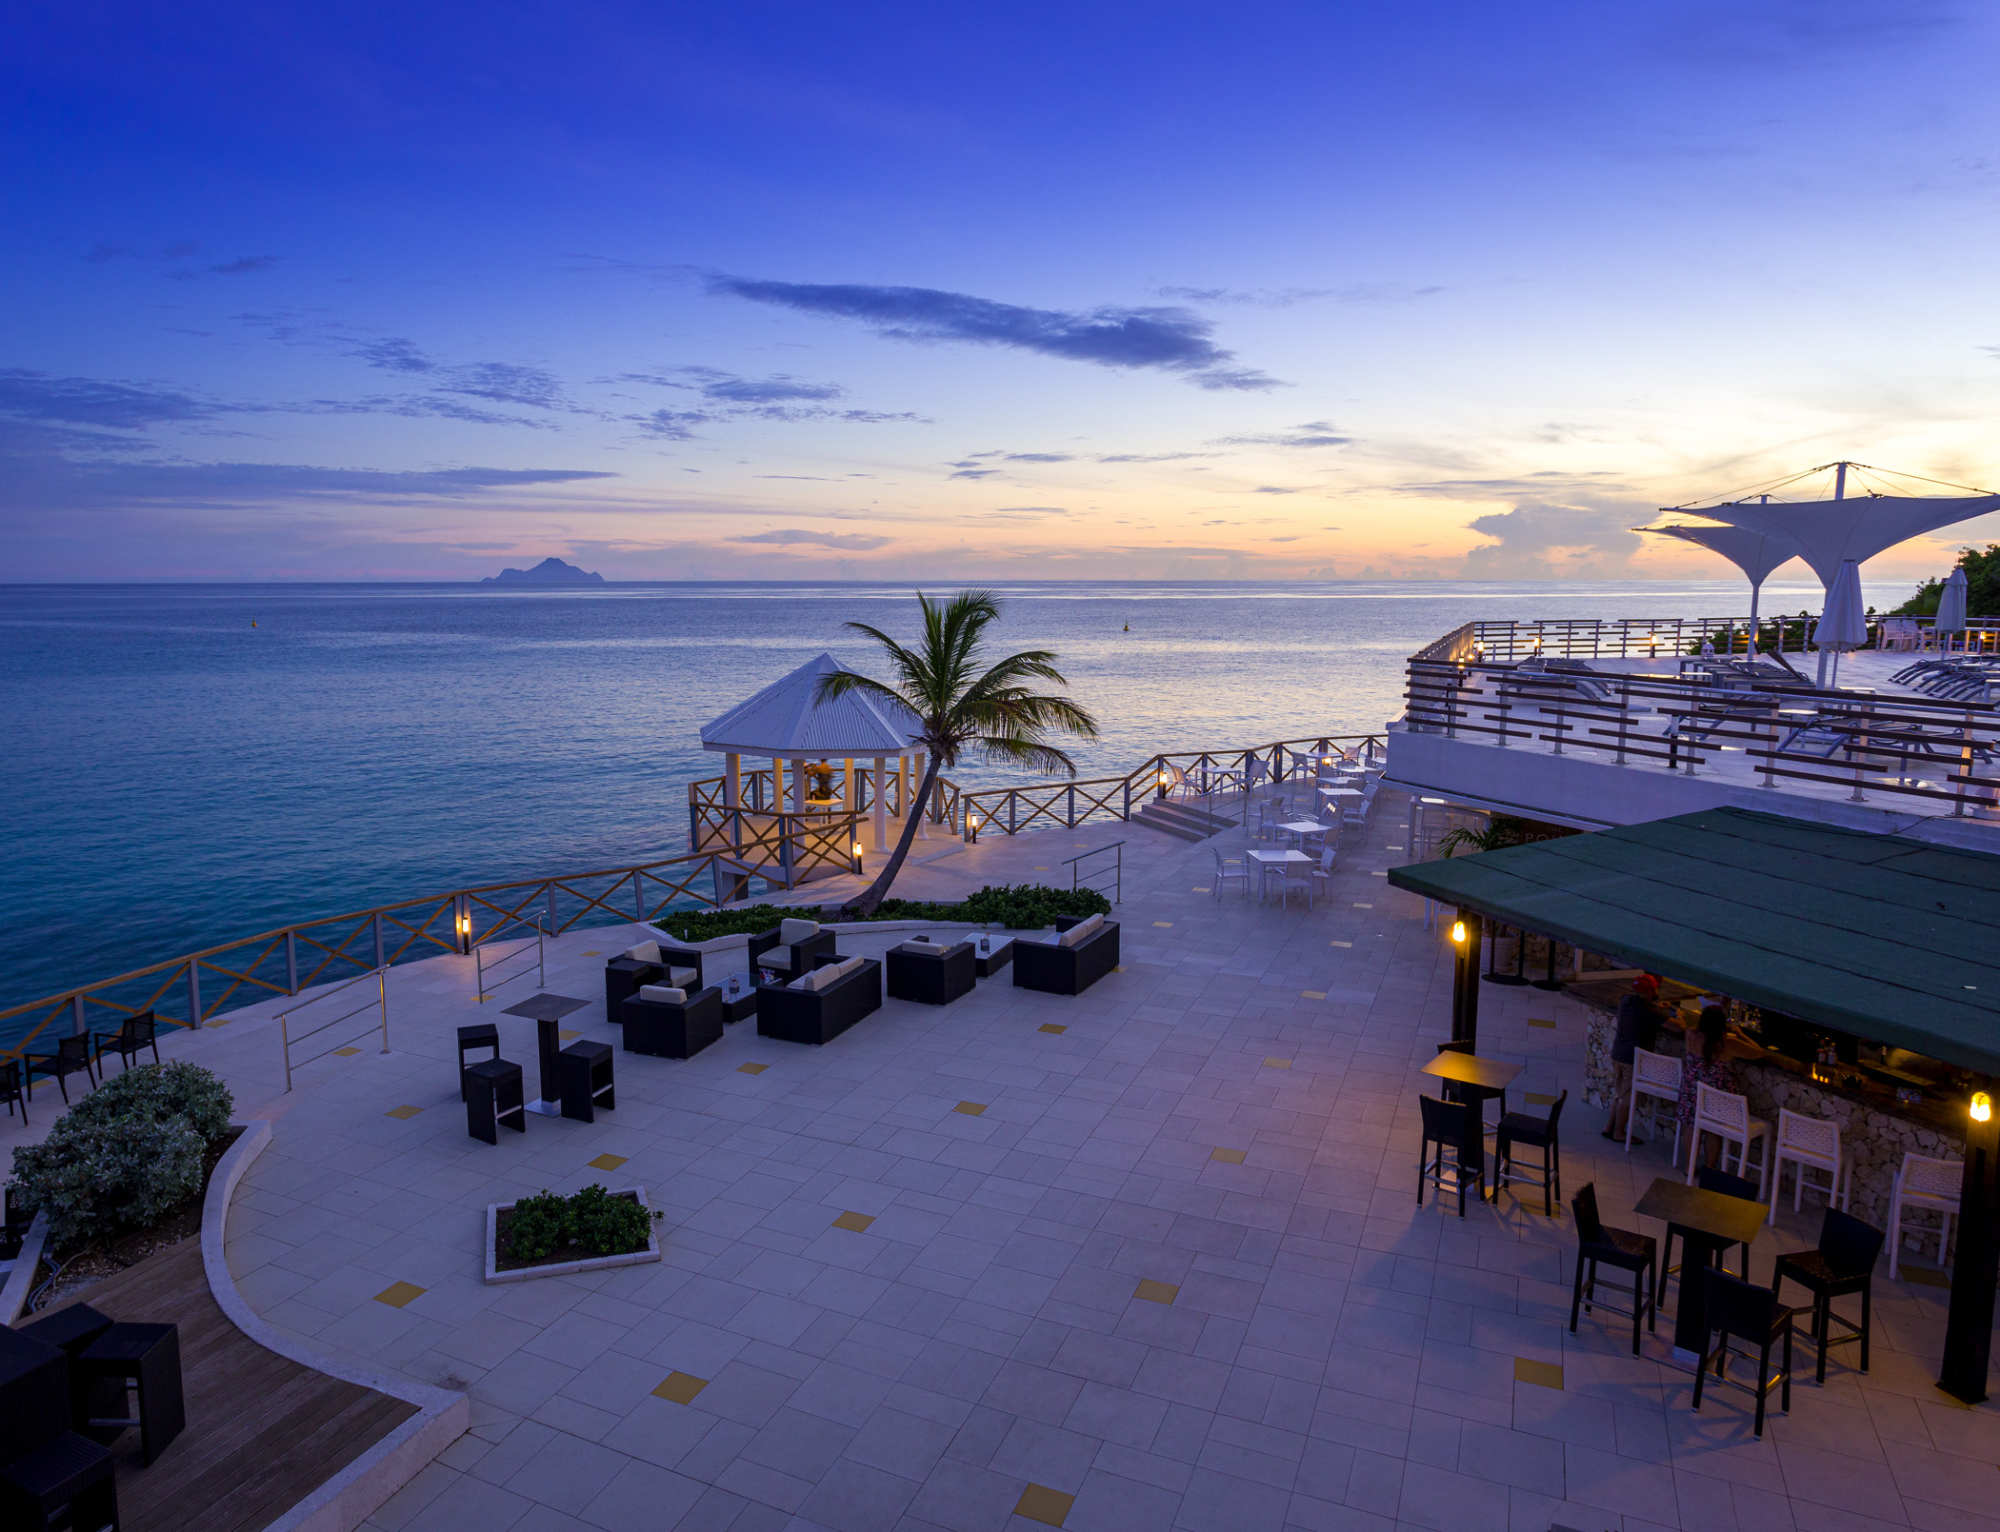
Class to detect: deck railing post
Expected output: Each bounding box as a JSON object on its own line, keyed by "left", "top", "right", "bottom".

{"left": 187, "top": 959, "right": 203, "bottom": 1029}
{"left": 1066, "top": 784, "right": 1076, "bottom": 826}
{"left": 373, "top": 913, "right": 385, "bottom": 971}
{"left": 633, "top": 870, "right": 646, "bottom": 920}
{"left": 70, "top": 994, "right": 86, "bottom": 1038}
{"left": 286, "top": 930, "right": 299, "bottom": 992}
{"left": 545, "top": 885, "right": 558, "bottom": 932}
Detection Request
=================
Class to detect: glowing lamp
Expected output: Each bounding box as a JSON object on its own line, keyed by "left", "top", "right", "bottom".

{"left": 455, "top": 913, "right": 471, "bottom": 939}
{"left": 1974, "top": 1091, "right": 1992, "bottom": 1124}
{"left": 1450, "top": 919, "right": 1467, "bottom": 945}
{"left": 852, "top": 841, "right": 863, "bottom": 858}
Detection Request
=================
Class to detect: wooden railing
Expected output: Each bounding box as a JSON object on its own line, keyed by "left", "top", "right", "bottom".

{"left": 0, "top": 845, "right": 775, "bottom": 1065}
{"left": 1403, "top": 653, "right": 2000, "bottom": 818}
{"left": 687, "top": 805, "right": 866, "bottom": 887}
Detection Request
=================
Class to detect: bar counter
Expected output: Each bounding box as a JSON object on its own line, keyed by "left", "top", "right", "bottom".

{"left": 1576, "top": 981, "right": 1963, "bottom": 1231}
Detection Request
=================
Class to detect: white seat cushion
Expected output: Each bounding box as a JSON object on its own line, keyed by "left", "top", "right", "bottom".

{"left": 637, "top": 984, "right": 685, "bottom": 1004}
{"left": 779, "top": 918, "right": 820, "bottom": 944}
{"left": 667, "top": 966, "right": 699, "bottom": 988}
{"left": 896, "top": 941, "right": 945, "bottom": 957}
{"left": 761, "top": 944, "right": 794, "bottom": 971}
{"left": 1056, "top": 913, "right": 1103, "bottom": 948}
{"left": 626, "top": 940, "right": 663, "bottom": 964}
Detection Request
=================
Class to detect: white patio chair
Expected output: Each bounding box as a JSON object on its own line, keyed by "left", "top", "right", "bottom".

{"left": 1212, "top": 848, "right": 1250, "bottom": 901}
{"left": 1686, "top": 1083, "right": 1771, "bottom": 1196}
{"left": 1625, "top": 1047, "right": 1682, "bottom": 1160}
{"left": 1888, "top": 1152, "right": 1961, "bottom": 1280}
{"left": 1308, "top": 843, "right": 1339, "bottom": 903}
{"left": 1767, "top": 1109, "right": 1849, "bottom": 1225}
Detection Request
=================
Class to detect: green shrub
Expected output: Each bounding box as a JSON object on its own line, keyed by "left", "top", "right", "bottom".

{"left": 66, "top": 1061, "right": 234, "bottom": 1144}
{"left": 657, "top": 884, "right": 1109, "bottom": 942}
{"left": 499, "top": 1183, "right": 658, "bottom": 1265}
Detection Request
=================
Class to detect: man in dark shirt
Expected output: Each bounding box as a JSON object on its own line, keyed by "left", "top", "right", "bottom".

{"left": 1604, "top": 974, "right": 1664, "bottom": 1140}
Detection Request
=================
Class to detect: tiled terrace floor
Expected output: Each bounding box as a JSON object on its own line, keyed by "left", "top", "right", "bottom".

{"left": 25, "top": 791, "right": 2000, "bottom": 1532}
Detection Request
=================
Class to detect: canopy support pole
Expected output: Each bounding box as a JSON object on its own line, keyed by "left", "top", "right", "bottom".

{"left": 1942, "top": 1077, "right": 1999, "bottom": 1404}
{"left": 1450, "top": 910, "right": 1483, "bottom": 1047}
{"left": 1818, "top": 466, "right": 1848, "bottom": 687}
{"left": 872, "top": 756, "right": 888, "bottom": 851}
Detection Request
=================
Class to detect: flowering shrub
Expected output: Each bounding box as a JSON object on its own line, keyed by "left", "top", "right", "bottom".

{"left": 498, "top": 1184, "right": 657, "bottom": 1266}
{"left": 10, "top": 1061, "right": 234, "bottom": 1252}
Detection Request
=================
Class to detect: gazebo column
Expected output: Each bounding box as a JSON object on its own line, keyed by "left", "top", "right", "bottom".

{"left": 913, "top": 752, "right": 928, "bottom": 839}
{"left": 724, "top": 752, "right": 741, "bottom": 849}
{"left": 871, "top": 756, "right": 888, "bottom": 851}
{"left": 772, "top": 757, "right": 784, "bottom": 814}
{"left": 1942, "top": 1079, "right": 2000, "bottom": 1403}
{"left": 792, "top": 757, "right": 807, "bottom": 813}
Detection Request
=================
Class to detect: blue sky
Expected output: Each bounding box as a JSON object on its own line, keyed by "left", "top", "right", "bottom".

{"left": 5, "top": 0, "right": 1998, "bottom": 583}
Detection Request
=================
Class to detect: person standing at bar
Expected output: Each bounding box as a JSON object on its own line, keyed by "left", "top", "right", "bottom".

{"left": 1604, "top": 974, "right": 1666, "bottom": 1141}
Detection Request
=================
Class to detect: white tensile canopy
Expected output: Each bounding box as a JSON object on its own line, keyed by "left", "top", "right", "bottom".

{"left": 1659, "top": 462, "right": 2000, "bottom": 684}
{"left": 700, "top": 651, "right": 923, "bottom": 849}
{"left": 1812, "top": 560, "right": 1869, "bottom": 686}
{"left": 1639, "top": 522, "right": 1802, "bottom": 655}
{"left": 1938, "top": 566, "right": 1971, "bottom": 645}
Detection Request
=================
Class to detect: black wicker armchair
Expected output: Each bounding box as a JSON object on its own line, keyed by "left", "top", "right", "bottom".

{"left": 748, "top": 918, "right": 839, "bottom": 983}
{"left": 886, "top": 940, "right": 977, "bottom": 1006}
{"left": 604, "top": 939, "right": 704, "bottom": 1022}
{"left": 620, "top": 984, "right": 724, "bottom": 1060}
{"left": 757, "top": 957, "right": 881, "bottom": 1045}
{"left": 1012, "top": 915, "right": 1120, "bottom": 997}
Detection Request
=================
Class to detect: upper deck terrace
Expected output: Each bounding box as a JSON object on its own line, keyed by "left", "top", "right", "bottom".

{"left": 1387, "top": 615, "right": 2000, "bottom": 848}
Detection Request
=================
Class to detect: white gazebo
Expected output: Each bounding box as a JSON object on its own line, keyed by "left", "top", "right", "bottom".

{"left": 699, "top": 652, "right": 924, "bottom": 852}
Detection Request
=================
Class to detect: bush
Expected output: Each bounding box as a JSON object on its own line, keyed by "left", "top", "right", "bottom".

{"left": 655, "top": 884, "right": 1110, "bottom": 942}
{"left": 498, "top": 1183, "right": 657, "bottom": 1265}
{"left": 10, "top": 1061, "right": 234, "bottom": 1252}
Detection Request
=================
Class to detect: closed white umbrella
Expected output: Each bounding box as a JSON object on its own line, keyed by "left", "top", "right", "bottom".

{"left": 1812, "top": 559, "right": 1868, "bottom": 687}
{"left": 1936, "top": 566, "right": 1970, "bottom": 652}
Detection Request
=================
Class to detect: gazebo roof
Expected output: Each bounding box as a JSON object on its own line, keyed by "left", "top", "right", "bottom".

{"left": 1387, "top": 808, "right": 2000, "bottom": 1073}
{"left": 700, "top": 651, "right": 921, "bottom": 759}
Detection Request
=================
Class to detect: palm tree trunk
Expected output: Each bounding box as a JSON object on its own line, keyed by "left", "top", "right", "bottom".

{"left": 842, "top": 754, "right": 941, "bottom": 918}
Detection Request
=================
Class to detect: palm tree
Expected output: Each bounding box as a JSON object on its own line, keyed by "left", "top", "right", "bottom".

{"left": 816, "top": 590, "right": 1099, "bottom": 917}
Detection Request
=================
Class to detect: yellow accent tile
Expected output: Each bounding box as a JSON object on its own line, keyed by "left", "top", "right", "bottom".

{"left": 559, "top": 1028, "right": 580, "bottom": 1040}
{"left": 1329, "top": 940, "right": 1353, "bottom": 948}
{"left": 653, "top": 1371, "right": 708, "bottom": 1404}
{"left": 1034, "top": 866, "right": 1049, "bottom": 871}
{"left": 1114, "top": 965, "right": 1125, "bottom": 973}
{"left": 1904, "top": 1265, "right": 1952, "bottom": 1288}
{"left": 954, "top": 1101, "right": 987, "bottom": 1116}
{"left": 581, "top": 950, "right": 601, "bottom": 956}
{"left": 374, "top": 1281, "right": 426, "bottom": 1308}
{"left": 332, "top": 1046, "right": 361, "bottom": 1057}
{"left": 1211, "top": 1147, "right": 1246, "bottom": 1164}
{"left": 1514, "top": 1356, "right": 1563, "bottom": 1390}
{"left": 476, "top": 994, "right": 492, "bottom": 1003}
{"left": 1038, "top": 1023, "right": 1067, "bottom": 1034}
{"left": 1015, "top": 1483, "right": 1075, "bottom": 1527}
{"left": 385, "top": 1104, "right": 423, "bottom": 1120}
{"left": 206, "top": 1017, "right": 232, "bottom": 1027}
{"left": 1371, "top": 870, "right": 1388, "bottom": 877}
{"left": 1352, "top": 902, "right": 1373, "bottom": 909}
{"left": 1152, "top": 921, "right": 1173, "bottom": 929}
{"left": 1191, "top": 886, "right": 1211, "bottom": 894}
{"left": 588, "top": 1153, "right": 628, "bottom": 1171}
{"left": 1524, "top": 1092, "right": 1557, "bottom": 1107}
{"left": 1134, "top": 1279, "right": 1179, "bottom": 1305}
{"left": 1528, "top": 1017, "right": 1556, "bottom": 1030}
{"left": 1385, "top": 845, "right": 1404, "bottom": 851}
{"left": 738, "top": 1062, "right": 768, "bottom": 1075}
{"left": 832, "top": 1210, "right": 875, "bottom": 1233}
{"left": 1263, "top": 1057, "right": 1292, "bottom": 1070}
{"left": 1301, "top": 990, "right": 1326, "bottom": 1000}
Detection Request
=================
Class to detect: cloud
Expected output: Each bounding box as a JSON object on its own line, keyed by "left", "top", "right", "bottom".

{"left": 207, "top": 255, "right": 279, "bottom": 276}
{"left": 613, "top": 367, "right": 926, "bottom": 437}
{"left": 729, "top": 528, "right": 891, "bottom": 550}
{"left": 1004, "top": 452, "right": 1072, "bottom": 463}
{"left": 1156, "top": 283, "right": 1443, "bottom": 306}
{"left": 1214, "top": 420, "right": 1352, "bottom": 449}
{"left": 628, "top": 409, "right": 711, "bottom": 440}
{"left": 949, "top": 467, "right": 998, "bottom": 480}
{"left": 354, "top": 338, "right": 437, "bottom": 374}
{"left": 1463, "top": 497, "right": 1648, "bottom": 577}
{"left": 0, "top": 369, "right": 219, "bottom": 430}
{"left": 1388, "top": 471, "right": 1628, "bottom": 499}
{"left": 1095, "top": 451, "right": 1213, "bottom": 463}
{"left": 709, "top": 275, "right": 1283, "bottom": 391}
{"left": 443, "top": 362, "right": 567, "bottom": 410}
{"left": 756, "top": 474, "right": 833, "bottom": 481}
{"left": 975, "top": 505, "right": 1065, "bottom": 520}
{"left": 1252, "top": 485, "right": 1299, "bottom": 494}
{"left": 1270, "top": 535, "right": 1302, "bottom": 542}
{"left": 701, "top": 374, "right": 843, "bottom": 404}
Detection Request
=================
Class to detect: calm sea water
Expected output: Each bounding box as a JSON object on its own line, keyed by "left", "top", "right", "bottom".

{"left": 1, "top": 578, "right": 1833, "bottom": 1026}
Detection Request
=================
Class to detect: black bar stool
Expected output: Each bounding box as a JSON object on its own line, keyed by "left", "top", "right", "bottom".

{"left": 1495, "top": 1090, "right": 1566, "bottom": 1216}
{"left": 0, "top": 1431, "right": 119, "bottom": 1532}
{"left": 1771, "top": 1207, "right": 1884, "bottom": 1383}
{"left": 456, "top": 1023, "right": 500, "bottom": 1102}
{"left": 559, "top": 1041, "right": 615, "bottom": 1124}
{"left": 77, "top": 1323, "right": 184, "bottom": 1466}
{"left": 1568, "top": 1182, "right": 1657, "bottom": 1356}
{"left": 1417, "top": 1095, "right": 1483, "bottom": 1216}
{"left": 1691, "top": 1268, "right": 1796, "bottom": 1436}
{"left": 465, "top": 1058, "right": 525, "bottom": 1145}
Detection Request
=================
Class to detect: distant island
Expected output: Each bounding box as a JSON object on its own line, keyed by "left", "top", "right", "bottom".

{"left": 479, "top": 556, "right": 606, "bottom": 587}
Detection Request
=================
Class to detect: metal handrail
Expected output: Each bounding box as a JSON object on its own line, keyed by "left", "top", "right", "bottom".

{"left": 276, "top": 966, "right": 388, "bottom": 1091}
{"left": 1063, "top": 841, "right": 1123, "bottom": 905}
{"left": 475, "top": 914, "right": 546, "bottom": 1002}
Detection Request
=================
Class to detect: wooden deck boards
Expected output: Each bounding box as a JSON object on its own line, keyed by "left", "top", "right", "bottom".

{"left": 32, "top": 1239, "right": 417, "bottom": 1532}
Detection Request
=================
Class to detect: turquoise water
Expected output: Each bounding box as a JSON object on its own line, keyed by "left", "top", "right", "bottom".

{"left": 1, "top": 578, "right": 1826, "bottom": 1028}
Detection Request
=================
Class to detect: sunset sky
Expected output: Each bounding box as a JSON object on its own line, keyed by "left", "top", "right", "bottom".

{"left": 6, "top": 0, "right": 1999, "bottom": 584}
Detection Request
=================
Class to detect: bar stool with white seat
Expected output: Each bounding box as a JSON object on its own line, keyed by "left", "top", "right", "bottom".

{"left": 1768, "top": 1109, "right": 1849, "bottom": 1225}
{"left": 1625, "top": 1047, "right": 1683, "bottom": 1161}
{"left": 1686, "top": 1083, "right": 1771, "bottom": 1197}
{"left": 1887, "top": 1152, "right": 1961, "bottom": 1280}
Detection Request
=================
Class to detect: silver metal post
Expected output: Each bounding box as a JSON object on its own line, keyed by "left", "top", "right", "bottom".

{"left": 378, "top": 969, "right": 389, "bottom": 1053}
{"left": 285, "top": 930, "right": 299, "bottom": 992}
{"left": 187, "top": 960, "right": 203, "bottom": 1029}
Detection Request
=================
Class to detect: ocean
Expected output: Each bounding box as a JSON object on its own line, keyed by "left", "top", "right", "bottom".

{"left": 1, "top": 577, "right": 1834, "bottom": 1026}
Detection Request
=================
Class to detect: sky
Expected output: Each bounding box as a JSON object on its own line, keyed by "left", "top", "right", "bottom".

{"left": 5, "top": 0, "right": 2000, "bottom": 586}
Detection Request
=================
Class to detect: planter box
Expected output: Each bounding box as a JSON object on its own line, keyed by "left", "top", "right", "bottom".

{"left": 483, "top": 1186, "right": 661, "bottom": 1285}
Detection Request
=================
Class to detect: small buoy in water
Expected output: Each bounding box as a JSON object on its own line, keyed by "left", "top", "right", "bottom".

{"left": 250, "top": 620, "right": 258, "bottom": 627}
{"left": 1122, "top": 623, "right": 1129, "bottom": 632}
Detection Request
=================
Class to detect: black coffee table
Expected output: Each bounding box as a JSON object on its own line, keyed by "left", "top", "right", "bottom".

{"left": 502, "top": 993, "right": 589, "bottom": 1115}
{"left": 1634, "top": 1176, "right": 1767, "bottom": 1360}
{"left": 973, "top": 940, "right": 1013, "bottom": 978}
{"left": 719, "top": 987, "right": 758, "bottom": 1024}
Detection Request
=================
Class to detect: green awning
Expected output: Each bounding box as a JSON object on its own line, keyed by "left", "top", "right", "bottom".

{"left": 1388, "top": 807, "right": 2000, "bottom": 1075}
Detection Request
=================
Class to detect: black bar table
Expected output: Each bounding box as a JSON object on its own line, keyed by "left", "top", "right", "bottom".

{"left": 1421, "top": 1051, "right": 1522, "bottom": 1195}
{"left": 501, "top": 992, "right": 589, "bottom": 1116}
{"left": 1634, "top": 1176, "right": 1767, "bottom": 1362}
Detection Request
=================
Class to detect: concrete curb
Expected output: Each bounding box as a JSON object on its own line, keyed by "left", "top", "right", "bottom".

{"left": 0, "top": 1210, "right": 51, "bottom": 1324}
{"left": 642, "top": 918, "right": 998, "bottom": 953}
{"left": 202, "top": 1120, "right": 469, "bottom": 1532}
